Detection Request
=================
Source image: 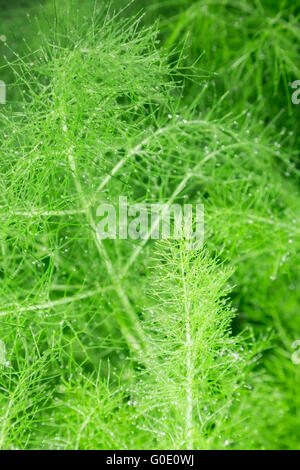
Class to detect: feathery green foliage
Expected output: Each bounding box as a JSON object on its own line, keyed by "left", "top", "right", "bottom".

{"left": 0, "top": 0, "right": 299, "bottom": 450}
